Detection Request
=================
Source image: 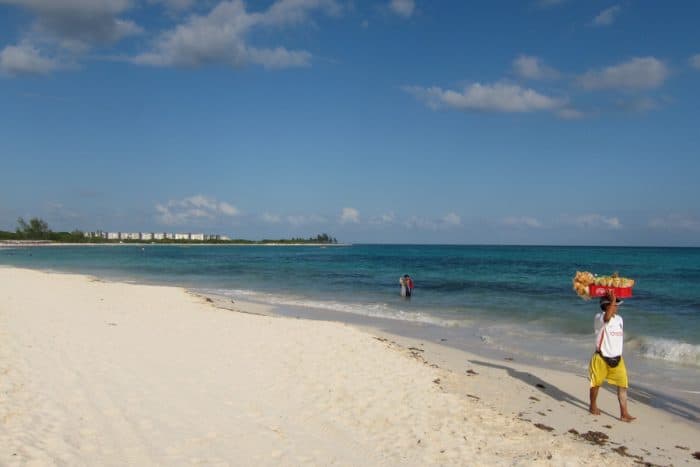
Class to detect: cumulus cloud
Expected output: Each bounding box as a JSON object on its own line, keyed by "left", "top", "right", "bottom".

{"left": 502, "top": 216, "right": 543, "bottom": 228}
{"left": 404, "top": 82, "right": 565, "bottom": 114}
{"left": 132, "top": 0, "right": 339, "bottom": 69}
{"left": 340, "top": 207, "right": 360, "bottom": 224}
{"left": 592, "top": 5, "right": 621, "bottom": 27}
{"left": 567, "top": 214, "right": 622, "bottom": 230}
{"left": 0, "top": 0, "right": 141, "bottom": 51}
{"left": 578, "top": 57, "right": 668, "bottom": 91}
{"left": 0, "top": 42, "right": 58, "bottom": 75}
{"left": 649, "top": 214, "right": 700, "bottom": 232}
{"left": 689, "top": 54, "right": 700, "bottom": 70}
{"left": 389, "top": 0, "right": 414, "bottom": 18}
{"left": 512, "top": 55, "right": 559, "bottom": 80}
{"left": 155, "top": 194, "right": 239, "bottom": 225}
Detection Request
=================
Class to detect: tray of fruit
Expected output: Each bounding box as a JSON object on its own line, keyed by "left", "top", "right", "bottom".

{"left": 572, "top": 271, "right": 635, "bottom": 300}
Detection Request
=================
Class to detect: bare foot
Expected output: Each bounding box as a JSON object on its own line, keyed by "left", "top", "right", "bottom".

{"left": 589, "top": 407, "right": 601, "bottom": 415}
{"left": 620, "top": 414, "right": 636, "bottom": 422}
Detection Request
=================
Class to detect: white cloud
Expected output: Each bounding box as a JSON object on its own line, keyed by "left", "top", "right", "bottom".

{"left": 442, "top": 212, "right": 461, "bottom": 226}
{"left": 592, "top": 5, "right": 621, "bottom": 27}
{"left": 578, "top": 57, "right": 668, "bottom": 90}
{"left": 389, "top": 0, "right": 414, "bottom": 18}
{"left": 512, "top": 55, "right": 559, "bottom": 80}
{"left": 0, "top": 42, "right": 58, "bottom": 75}
{"left": 261, "top": 213, "right": 282, "bottom": 223}
{"left": 340, "top": 207, "right": 360, "bottom": 224}
{"left": 404, "top": 82, "right": 565, "bottom": 113}
{"left": 404, "top": 213, "right": 462, "bottom": 230}
{"left": 155, "top": 194, "right": 239, "bottom": 225}
{"left": 218, "top": 201, "right": 239, "bottom": 216}
{"left": 502, "top": 216, "right": 543, "bottom": 228}
{"left": 649, "top": 214, "right": 700, "bottom": 232}
{"left": 369, "top": 212, "right": 396, "bottom": 225}
{"left": 133, "top": 0, "right": 339, "bottom": 69}
{"left": 568, "top": 214, "right": 622, "bottom": 230}
{"left": 689, "top": 54, "right": 700, "bottom": 70}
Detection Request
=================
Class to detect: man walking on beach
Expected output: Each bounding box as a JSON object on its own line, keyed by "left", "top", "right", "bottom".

{"left": 589, "top": 290, "right": 636, "bottom": 422}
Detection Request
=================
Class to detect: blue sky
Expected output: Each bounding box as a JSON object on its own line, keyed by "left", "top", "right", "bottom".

{"left": 1, "top": 0, "right": 699, "bottom": 245}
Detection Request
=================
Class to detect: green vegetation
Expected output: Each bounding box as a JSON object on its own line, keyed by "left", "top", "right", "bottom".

{"left": 0, "top": 218, "right": 339, "bottom": 245}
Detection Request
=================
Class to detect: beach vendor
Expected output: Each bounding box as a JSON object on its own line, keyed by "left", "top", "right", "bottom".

{"left": 588, "top": 289, "right": 636, "bottom": 422}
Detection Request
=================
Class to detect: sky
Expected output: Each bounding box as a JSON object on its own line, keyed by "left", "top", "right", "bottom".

{"left": 1, "top": 0, "right": 699, "bottom": 245}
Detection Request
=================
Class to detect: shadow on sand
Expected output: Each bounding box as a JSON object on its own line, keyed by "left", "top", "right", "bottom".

{"left": 470, "top": 360, "right": 590, "bottom": 412}
{"left": 470, "top": 360, "right": 700, "bottom": 424}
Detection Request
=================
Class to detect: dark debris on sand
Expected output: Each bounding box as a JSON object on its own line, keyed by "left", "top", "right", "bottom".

{"left": 568, "top": 429, "right": 610, "bottom": 446}
{"left": 611, "top": 446, "right": 643, "bottom": 462}
{"left": 580, "top": 431, "right": 609, "bottom": 445}
{"left": 692, "top": 451, "right": 700, "bottom": 460}
{"left": 534, "top": 423, "right": 554, "bottom": 432}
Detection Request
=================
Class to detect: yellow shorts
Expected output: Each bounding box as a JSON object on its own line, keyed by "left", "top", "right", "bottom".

{"left": 589, "top": 352, "right": 628, "bottom": 388}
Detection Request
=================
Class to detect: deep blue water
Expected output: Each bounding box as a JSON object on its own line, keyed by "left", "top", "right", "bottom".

{"left": 2, "top": 244, "right": 699, "bottom": 367}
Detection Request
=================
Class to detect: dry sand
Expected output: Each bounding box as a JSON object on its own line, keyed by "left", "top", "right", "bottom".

{"left": 1, "top": 267, "right": 698, "bottom": 466}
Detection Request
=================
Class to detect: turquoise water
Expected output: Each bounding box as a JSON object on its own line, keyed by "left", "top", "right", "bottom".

{"left": 2, "top": 244, "right": 699, "bottom": 369}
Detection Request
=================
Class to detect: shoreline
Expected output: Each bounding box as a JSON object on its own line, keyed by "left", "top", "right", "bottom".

{"left": 1, "top": 267, "right": 698, "bottom": 465}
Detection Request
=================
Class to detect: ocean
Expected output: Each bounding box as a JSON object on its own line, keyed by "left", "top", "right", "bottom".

{"left": 2, "top": 244, "right": 699, "bottom": 414}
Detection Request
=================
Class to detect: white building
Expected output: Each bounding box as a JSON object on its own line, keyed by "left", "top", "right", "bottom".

{"left": 190, "top": 233, "right": 205, "bottom": 241}
{"left": 174, "top": 233, "right": 190, "bottom": 241}
{"left": 107, "top": 232, "right": 120, "bottom": 240}
{"left": 141, "top": 232, "right": 153, "bottom": 241}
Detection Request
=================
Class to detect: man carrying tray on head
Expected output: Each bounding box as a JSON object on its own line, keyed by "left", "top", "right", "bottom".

{"left": 588, "top": 289, "right": 636, "bottom": 422}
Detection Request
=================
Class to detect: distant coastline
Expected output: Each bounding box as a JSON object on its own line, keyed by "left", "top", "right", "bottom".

{"left": 0, "top": 240, "right": 347, "bottom": 247}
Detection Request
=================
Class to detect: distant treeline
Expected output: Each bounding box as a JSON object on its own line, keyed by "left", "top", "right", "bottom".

{"left": 1, "top": 217, "right": 339, "bottom": 245}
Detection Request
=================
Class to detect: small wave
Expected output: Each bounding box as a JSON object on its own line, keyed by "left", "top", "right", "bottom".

{"left": 628, "top": 337, "right": 700, "bottom": 367}
{"left": 199, "top": 287, "right": 469, "bottom": 328}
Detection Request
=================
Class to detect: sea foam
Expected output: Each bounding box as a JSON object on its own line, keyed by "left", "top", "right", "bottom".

{"left": 629, "top": 337, "right": 700, "bottom": 367}
{"left": 200, "top": 288, "right": 468, "bottom": 328}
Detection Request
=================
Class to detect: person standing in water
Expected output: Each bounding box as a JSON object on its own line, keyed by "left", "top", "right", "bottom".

{"left": 401, "top": 274, "right": 414, "bottom": 298}
{"left": 588, "top": 289, "right": 636, "bottom": 422}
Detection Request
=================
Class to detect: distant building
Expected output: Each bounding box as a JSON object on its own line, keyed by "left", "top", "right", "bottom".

{"left": 94, "top": 231, "right": 227, "bottom": 242}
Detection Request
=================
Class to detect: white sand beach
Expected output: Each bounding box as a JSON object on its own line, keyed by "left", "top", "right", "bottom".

{"left": 1, "top": 267, "right": 698, "bottom": 466}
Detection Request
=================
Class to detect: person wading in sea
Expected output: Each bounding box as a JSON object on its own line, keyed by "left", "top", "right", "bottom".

{"left": 588, "top": 289, "right": 636, "bottom": 422}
